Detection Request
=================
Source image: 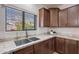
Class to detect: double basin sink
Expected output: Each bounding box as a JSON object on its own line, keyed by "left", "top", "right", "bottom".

{"left": 14, "top": 37, "right": 40, "bottom": 46}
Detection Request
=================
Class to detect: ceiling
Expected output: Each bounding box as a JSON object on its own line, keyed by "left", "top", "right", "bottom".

{"left": 10, "top": 4, "right": 76, "bottom": 9}
{"left": 5, "top": 4, "right": 76, "bottom": 14}
{"left": 34, "top": 4, "right": 62, "bottom": 9}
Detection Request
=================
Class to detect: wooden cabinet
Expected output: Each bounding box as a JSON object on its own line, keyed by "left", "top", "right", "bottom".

{"left": 34, "top": 40, "right": 50, "bottom": 54}
{"left": 14, "top": 37, "right": 78, "bottom": 54}
{"left": 59, "top": 9, "right": 68, "bottom": 27}
{"left": 65, "top": 39, "right": 77, "bottom": 54}
{"left": 59, "top": 5, "right": 79, "bottom": 27}
{"left": 14, "top": 38, "right": 55, "bottom": 54}
{"left": 14, "top": 45, "right": 34, "bottom": 54}
{"left": 39, "top": 5, "right": 79, "bottom": 27}
{"left": 55, "top": 37, "right": 65, "bottom": 53}
{"left": 77, "top": 5, "right": 79, "bottom": 26}
{"left": 49, "top": 8, "right": 59, "bottom": 27}
{"left": 55, "top": 37, "right": 78, "bottom": 54}
{"left": 77, "top": 41, "right": 79, "bottom": 53}
{"left": 34, "top": 38, "right": 55, "bottom": 54}
{"left": 39, "top": 8, "right": 50, "bottom": 27}
{"left": 48, "top": 38, "right": 55, "bottom": 53}
{"left": 67, "top": 6, "right": 78, "bottom": 27}
{"left": 39, "top": 8, "right": 59, "bottom": 27}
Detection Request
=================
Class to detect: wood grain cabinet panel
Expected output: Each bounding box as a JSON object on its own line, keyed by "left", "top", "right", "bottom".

{"left": 39, "top": 8, "right": 50, "bottom": 27}
{"left": 67, "top": 6, "right": 78, "bottom": 27}
{"left": 34, "top": 38, "right": 55, "bottom": 54}
{"left": 34, "top": 40, "right": 49, "bottom": 54}
{"left": 48, "top": 38, "right": 55, "bottom": 53}
{"left": 65, "top": 39, "right": 77, "bottom": 54}
{"left": 49, "top": 8, "right": 59, "bottom": 27}
{"left": 55, "top": 37, "right": 65, "bottom": 54}
{"left": 14, "top": 37, "right": 78, "bottom": 54}
{"left": 59, "top": 9, "right": 68, "bottom": 27}
{"left": 14, "top": 45, "right": 34, "bottom": 54}
{"left": 39, "top": 5, "right": 79, "bottom": 27}
{"left": 77, "top": 41, "right": 79, "bottom": 53}
{"left": 77, "top": 5, "right": 79, "bottom": 26}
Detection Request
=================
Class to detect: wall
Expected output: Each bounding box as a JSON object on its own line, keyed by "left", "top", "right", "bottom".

{"left": 0, "top": 4, "right": 49, "bottom": 41}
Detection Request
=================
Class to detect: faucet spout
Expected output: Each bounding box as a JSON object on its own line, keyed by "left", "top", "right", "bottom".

{"left": 26, "top": 30, "right": 28, "bottom": 38}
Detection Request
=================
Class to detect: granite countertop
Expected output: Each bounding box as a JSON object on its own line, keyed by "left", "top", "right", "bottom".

{"left": 0, "top": 34, "right": 79, "bottom": 54}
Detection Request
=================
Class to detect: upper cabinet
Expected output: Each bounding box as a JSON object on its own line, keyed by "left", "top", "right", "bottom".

{"left": 39, "top": 8, "right": 50, "bottom": 27}
{"left": 59, "top": 9, "right": 68, "bottom": 27}
{"left": 39, "top": 8, "right": 59, "bottom": 27}
{"left": 77, "top": 5, "right": 79, "bottom": 26}
{"left": 67, "top": 6, "right": 78, "bottom": 27}
{"left": 39, "top": 5, "right": 79, "bottom": 27}
{"left": 49, "top": 8, "right": 59, "bottom": 27}
{"left": 59, "top": 5, "right": 79, "bottom": 27}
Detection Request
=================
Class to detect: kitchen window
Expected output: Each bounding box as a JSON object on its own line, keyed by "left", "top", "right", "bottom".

{"left": 5, "top": 6, "right": 36, "bottom": 31}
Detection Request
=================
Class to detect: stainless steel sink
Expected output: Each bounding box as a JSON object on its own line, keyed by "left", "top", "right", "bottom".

{"left": 28, "top": 37, "right": 40, "bottom": 41}
{"left": 14, "top": 37, "right": 39, "bottom": 46}
{"left": 14, "top": 39, "right": 31, "bottom": 46}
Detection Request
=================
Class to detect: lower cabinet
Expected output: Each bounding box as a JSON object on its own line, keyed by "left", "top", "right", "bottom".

{"left": 14, "top": 45, "right": 34, "bottom": 54}
{"left": 77, "top": 41, "right": 79, "bottom": 53}
{"left": 34, "top": 38, "right": 55, "bottom": 54}
{"left": 55, "top": 37, "right": 65, "bottom": 54}
{"left": 48, "top": 38, "right": 55, "bottom": 53}
{"left": 55, "top": 37, "right": 78, "bottom": 54}
{"left": 14, "top": 37, "right": 78, "bottom": 54}
{"left": 34, "top": 40, "right": 50, "bottom": 54}
{"left": 14, "top": 38, "right": 55, "bottom": 54}
{"left": 65, "top": 39, "right": 77, "bottom": 54}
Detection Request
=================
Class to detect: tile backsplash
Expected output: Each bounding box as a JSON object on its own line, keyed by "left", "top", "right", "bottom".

{"left": 1, "top": 27, "right": 79, "bottom": 41}
{"left": 50, "top": 28, "right": 79, "bottom": 36}
{"left": 0, "top": 27, "right": 49, "bottom": 41}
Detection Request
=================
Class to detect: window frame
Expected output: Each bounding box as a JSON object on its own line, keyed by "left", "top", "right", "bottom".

{"left": 23, "top": 11, "right": 37, "bottom": 30}
{"left": 5, "top": 6, "right": 37, "bottom": 31}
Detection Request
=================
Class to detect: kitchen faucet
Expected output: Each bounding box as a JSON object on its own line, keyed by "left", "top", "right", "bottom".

{"left": 25, "top": 29, "right": 28, "bottom": 39}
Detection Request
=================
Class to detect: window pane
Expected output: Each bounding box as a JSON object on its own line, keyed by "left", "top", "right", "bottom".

{"left": 24, "top": 12, "right": 36, "bottom": 30}
{"left": 5, "top": 7, "right": 23, "bottom": 31}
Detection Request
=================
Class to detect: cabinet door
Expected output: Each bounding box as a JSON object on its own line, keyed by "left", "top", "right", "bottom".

{"left": 77, "top": 5, "right": 79, "bottom": 26}
{"left": 14, "top": 45, "right": 34, "bottom": 54}
{"left": 39, "top": 8, "right": 50, "bottom": 27}
{"left": 49, "top": 38, "right": 55, "bottom": 53}
{"left": 77, "top": 41, "right": 79, "bottom": 53}
{"left": 39, "top": 8, "right": 44, "bottom": 27}
{"left": 49, "top": 8, "right": 59, "bottom": 27}
{"left": 44, "top": 9, "right": 50, "bottom": 27}
{"left": 56, "top": 37, "right": 65, "bottom": 53}
{"left": 67, "top": 6, "right": 78, "bottom": 27}
{"left": 65, "top": 39, "right": 77, "bottom": 54}
{"left": 34, "top": 40, "right": 49, "bottom": 54}
{"left": 59, "top": 9, "right": 68, "bottom": 27}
